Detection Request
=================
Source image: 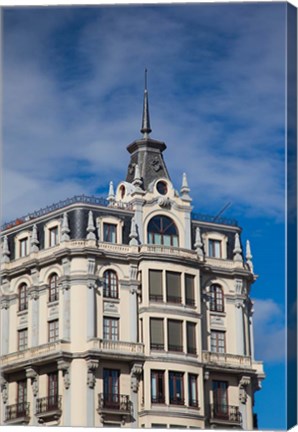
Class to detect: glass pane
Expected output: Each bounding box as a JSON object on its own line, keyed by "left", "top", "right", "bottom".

{"left": 163, "top": 235, "right": 171, "bottom": 246}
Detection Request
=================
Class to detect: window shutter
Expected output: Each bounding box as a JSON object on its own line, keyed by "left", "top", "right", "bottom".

{"left": 185, "top": 274, "right": 195, "bottom": 305}
{"left": 168, "top": 320, "right": 182, "bottom": 350}
{"left": 149, "top": 270, "right": 163, "bottom": 297}
{"left": 150, "top": 318, "right": 164, "bottom": 347}
{"left": 166, "top": 272, "right": 181, "bottom": 301}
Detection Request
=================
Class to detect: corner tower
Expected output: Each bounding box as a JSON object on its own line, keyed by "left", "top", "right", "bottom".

{"left": 125, "top": 70, "right": 171, "bottom": 190}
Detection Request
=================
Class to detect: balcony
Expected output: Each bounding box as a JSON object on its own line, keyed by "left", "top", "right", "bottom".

{"left": 36, "top": 395, "right": 62, "bottom": 423}
{"left": 88, "top": 338, "right": 144, "bottom": 359}
{"left": 210, "top": 404, "right": 242, "bottom": 426}
{"left": 98, "top": 393, "right": 132, "bottom": 423}
{"left": 202, "top": 351, "right": 252, "bottom": 369}
{"left": 5, "top": 402, "right": 30, "bottom": 424}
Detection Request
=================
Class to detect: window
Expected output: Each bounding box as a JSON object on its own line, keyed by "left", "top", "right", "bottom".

{"left": 168, "top": 320, "right": 183, "bottom": 352}
{"left": 49, "top": 273, "right": 59, "bottom": 302}
{"left": 148, "top": 216, "right": 179, "bottom": 247}
{"left": 212, "top": 381, "right": 228, "bottom": 418}
{"left": 186, "top": 322, "right": 197, "bottom": 355}
{"left": 150, "top": 318, "right": 164, "bottom": 350}
{"left": 49, "top": 226, "right": 59, "bottom": 247}
{"left": 103, "top": 317, "right": 119, "bottom": 341}
{"left": 166, "top": 272, "right": 181, "bottom": 304}
{"left": 156, "top": 180, "right": 168, "bottom": 195}
{"left": 152, "top": 424, "right": 167, "bottom": 428}
{"left": 48, "top": 320, "right": 59, "bottom": 342}
{"left": 17, "top": 380, "right": 27, "bottom": 417}
{"left": 188, "top": 374, "right": 198, "bottom": 407}
{"left": 169, "top": 372, "right": 184, "bottom": 405}
{"left": 185, "top": 274, "right": 195, "bottom": 306}
{"left": 48, "top": 372, "right": 59, "bottom": 409}
{"left": 18, "top": 329, "right": 28, "bottom": 351}
{"left": 103, "top": 369, "right": 120, "bottom": 408}
{"left": 210, "top": 284, "right": 224, "bottom": 312}
{"left": 208, "top": 239, "right": 221, "bottom": 258}
{"left": 103, "top": 223, "right": 117, "bottom": 243}
{"left": 18, "top": 283, "right": 28, "bottom": 312}
{"left": 20, "top": 238, "right": 29, "bottom": 257}
{"left": 211, "top": 331, "right": 225, "bottom": 353}
{"left": 103, "top": 270, "right": 118, "bottom": 298}
{"left": 151, "top": 370, "right": 165, "bottom": 404}
{"left": 149, "top": 270, "right": 163, "bottom": 302}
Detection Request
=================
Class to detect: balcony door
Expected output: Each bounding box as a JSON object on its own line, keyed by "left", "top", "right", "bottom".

{"left": 212, "top": 381, "right": 228, "bottom": 418}
{"left": 103, "top": 369, "right": 120, "bottom": 409}
{"left": 48, "top": 372, "right": 59, "bottom": 409}
{"left": 17, "top": 380, "right": 27, "bottom": 416}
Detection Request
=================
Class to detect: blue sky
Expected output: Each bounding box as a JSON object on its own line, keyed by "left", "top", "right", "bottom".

{"left": 2, "top": 3, "right": 287, "bottom": 429}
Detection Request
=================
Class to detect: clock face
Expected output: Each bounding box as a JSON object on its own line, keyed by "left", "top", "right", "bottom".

{"left": 156, "top": 180, "right": 168, "bottom": 195}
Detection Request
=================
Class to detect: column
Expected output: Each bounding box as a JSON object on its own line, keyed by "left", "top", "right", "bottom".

{"left": 130, "top": 364, "right": 143, "bottom": 427}
{"left": 132, "top": 199, "right": 145, "bottom": 244}
{"left": 86, "top": 360, "right": 98, "bottom": 427}
{"left": 1, "top": 300, "right": 9, "bottom": 355}
{"left": 239, "top": 376, "right": 250, "bottom": 430}
{"left": 249, "top": 315, "right": 255, "bottom": 359}
{"left": 26, "top": 367, "right": 38, "bottom": 426}
{"left": 62, "top": 283, "right": 71, "bottom": 341}
{"left": 129, "top": 265, "right": 139, "bottom": 343}
{"left": 58, "top": 360, "right": 71, "bottom": 426}
{"left": 0, "top": 377, "right": 8, "bottom": 424}
{"left": 87, "top": 282, "right": 96, "bottom": 340}
{"left": 235, "top": 301, "right": 245, "bottom": 355}
{"left": 30, "top": 290, "right": 39, "bottom": 347}
{"left": 184, "top": 210, "right": 192, "bottom": 249}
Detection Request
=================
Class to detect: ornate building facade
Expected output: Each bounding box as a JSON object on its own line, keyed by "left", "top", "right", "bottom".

{"left": 0, "top": 83, "right": 264, "bottom": 428}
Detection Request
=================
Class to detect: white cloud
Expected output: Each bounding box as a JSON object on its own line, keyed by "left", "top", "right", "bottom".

{"left": 253, "top": 298, "right": 285, "bottom": 363}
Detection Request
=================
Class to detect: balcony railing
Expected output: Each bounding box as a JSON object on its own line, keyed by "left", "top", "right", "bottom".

{"left": 210, "top": 404, "right": 242, "bottom": 423}
{"left": 5, "top": 402, "right": 30, "bottom": 422}
{"left": 170, "top": 398, "right": 185, "bottom": 406}
{"left": 151, "top": 396, "right": 165, "bottom": 404}
{"left": 168, "top": 344, "right": 183, "bottom": 353}
{"left": 167, "top": 296, "right": 182, "bottom": 304}
{"left": 89, "top": 338, "right": 144, "bottom": 355}
{"left": 150, "top": 343, "right": 165, "bottom": 351}
{"left": 36, "top": 395, "right": 62, "bottom": 415}
{"left": 98, "top": 393, "right": 132, "bottom": 414}
{"left": 202, "top": 351, "right": 252, "bottom": 368}
{"left": 149, "top": 294, "right": 164, "bottom": 302}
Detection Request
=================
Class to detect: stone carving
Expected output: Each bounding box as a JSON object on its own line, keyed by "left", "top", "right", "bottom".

{"left": 86, "top": 211, "right": 96, "bottom": 241}
{"left": 29, "top": 288, "right": 39, "bottom": 301}
{"left": 30, "top": 224, "right": 39, "bottom": 252}
{"left": 128, "top": 162, "right": 136, "bottom": 175}
{"left": 61, "top": 212, "right": 70, "bottom": 241}
{"left": 58, "top": 360, "right": 71, "bottom": 390}
{"left": 210, "top": 316, "right": 224, "bottom": 326}
{"left": 131, "top": 364, "right": 143, "bottom": 393}
{"left": 194, "top": 226, "right": 204, "bottom": 259}
{"left": 204, "top": 371, "right": 210, "bottom": 381}
{"left": 129, "top": 218, "right": 139, "bottom": 246}
{"left": 235, "top": 279, "right": 243, "bottom": 295}
{"left": 103, "top": 302, "right": 118, "bottom": 313}
{"left": 1, "top": 378, "right": 8, "bottom": 404}
{"left": 132, "top": 164, "right": 143, "bottom": 189}
{"left": 87, "top": 360, "right": 98, "bottom": 389}
{"left": 1, "top": 298, "right": 9, "bottom": 310}
{"left": 129, "top": 264, "right": 138, "bottom": 281}
{"left": 62, "top": 257, "right": 71, "bottom": 276}
{"left": 239, "top": 376, "right": 250, "bottom": 404}
{"left": 2, "top": 235, "right": 10, "bottom": 263}
{"left": 88, "top": 257, "right": 96, "bottom": 275}
{"left": 152, "top": 156, "right": 161, "bottom": 172}
{"left": 26, "top": 368, "right": 39, "bottom": 397}
{"left": 158, "top": 196, "right": 171, "bottom": 208}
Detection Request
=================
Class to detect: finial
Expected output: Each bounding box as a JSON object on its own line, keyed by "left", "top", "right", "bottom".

{"left": 132, "top": 164, "right": 143, "bottom": 189}
{"left": 194, "top": 226, "right": 204, "bottom": 260}
{"left": 180, "top": 172, "right": 192, "bottom": 202}
{"left": 141, "top": 68, "right": 152, "bottom": 138}
{"left": 86, "top": 211, "right": 96, "bottom": 241}
{"left": 107, "top": 181, "right": 115, "bottom": 204}
{"left": 246, "top": 240, "right": 254, "bottom": 273}
{"left": 31, "top": 224, "right": 39, "bottom": 252}
{"left": 61, "top": 212, "right": 70, "bottom": 241}
{"left": 233, "top": 233, "right": 243, "bottom": 263}
{"left": 2, "top": 235, "right": 10, "bottom": 263}
{"left": 129, "top": 217, "right": 138, "bottom": 246}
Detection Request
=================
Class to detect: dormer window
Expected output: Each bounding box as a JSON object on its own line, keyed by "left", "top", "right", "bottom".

{"left": 20, "top": 238, "right": 29, "bottom": 257}
{"left": 103, "top": 223, "right": 117, "bottom": 243}
{"left": 49, "top": 226, "right": 59, "bottom": 247}
{"left": 147, "top": 215, "right": 179, "bottom": 247}
{"left": 208, "top": 239, "right": 221, "bottom": 258}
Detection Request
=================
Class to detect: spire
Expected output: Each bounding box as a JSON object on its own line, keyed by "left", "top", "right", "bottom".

{"left": 2, "top": 235, "right": 10, "bottom": 263}
{"left": 246, "top": 240, "right": 254, "bottom": 273}
{"left": 61, "top": 212, "right": 70, "bottom": 241}
{"left": 30, "top": 224, "right": 39, "bottom": 252}
{"left": 233, "top": 232, "right": 243, "bottom": 263}
{"left": 180, "top": 172, "right": 192, "bottom": 202}
{"left": 129, "top": 217, "right": 138, "bottom": 246}
{"left": 107, "top": 181, "right": 115, "bottom": 204}
{"left": 86, "top": 211, "right": 96, "bottom": 241}
{"left": 140, "top": 69, "right": 152, "bottom": 138}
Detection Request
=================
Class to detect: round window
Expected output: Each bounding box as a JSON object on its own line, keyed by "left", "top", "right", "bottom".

{"left": 120, "top": 185, "right": 125, "bottom": 199}
{"left": 156, "top": 181, "right": 168, "bottom": 195}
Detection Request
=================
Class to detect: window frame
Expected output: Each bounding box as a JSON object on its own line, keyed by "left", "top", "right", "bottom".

{"left": 212, "top": 380, "right": 229, "bottom": 418}
{"left": 103, "top": 223, "right": 117, "bottom": 243}
{"left": 168, "top": 319, "right": 183, "bottom": 353}
{"left": 19, "top": 238, "right": 29, "bottom": 258}
{"left": 48, "top": 319, "right": 59, "bottom": 343}
{"left": 209, "top": 284, "right": 224, "bottom": 312}
{"left": 211, "top": 330, "right": 226, "bottom": 353}
{"left": 48, "top": 372, "right": 59, "bottom": 409}
{"left": 48, "top": 273, "right": 59, "bottom": 302}
{"left": 49, "top": 226, "right": 59, "bottom": 247}
{"left": 103, "top": 270, "right": 119, "bottom": 299}
{"left": 208, "top": 239, "right": 221, "bottom": 258}
{"left": 150, "top": 318, "right": 164, "bottom": 351}
{"left": 169, "top": 371, "right": 184, "bottom": 405}
{"left": 186, "top": 322, "right": 197, "bottom": 355}
{"left": 188, "top": 374, "right": 198, "bottom": 407}
{"left": 18, "top": 328, "right": 28, "bottom": 351}
{"left": 103, "top": 317, "right": 119, "bottom": 341}
{"left": 147, "top": 215, "right": 179, "bottom": 247}
{"left": 18, "top": 284, "right": 28, "bottom": 312}
{"left": 151, "top": 370, "right": 165, "bottom": 404}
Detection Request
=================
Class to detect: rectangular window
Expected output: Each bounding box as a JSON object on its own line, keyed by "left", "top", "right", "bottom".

{"left": 48, "top": 320, "right": 59, "bottom": 343}
{"left": 103, "top": 317, "right": 119, "bottom": 341}
{"left": 20, "top": 238, "right": 29, "bottom": 257}
{"left": 168, "top": 320, "right": 183, "bottom": 352}
{"left": 49, "top": 226, "right": 59, "bottom": 247}
{"left": 185, "top": 274, "right": 195, "bottom": 306}
{"left": 103, "top": 223, "right": 117, "bottom": 243}
{"left": 18, "top": 329, "right": 28, "bottom": 351}
{"left": 212, "top": 381, "right": 228, "bottom": 418}
{"left": 169, "top": 372, "right": 184, "bottom": 405}
{"left": 186, "top": 322, "right": 197, "bottom": 355}
{"left": 149, "top": 270, "right": 163, "bottom": 302}
{"left": 103, "top": 369, "right": 120, "bottom": 408}
{"left": 152, "top": 424, "right": 167, "bottom": 428}
{"left": 166, "top": 272, "right": 181, "bottom": 304}
{"left": 150, "top": 318, "right": 164, "bottom": 350}
{"left": 48, "top": 372, "right": 59, "bottom": 409}
{"left": 16, "top": 380, "right": 27, "bottom": 417}
{"left": 19, "top": 285, "right": 28, "bottom": 312}
{"left": 211, "top": 331, "right": 226, "bottom": 353}
{"left": 151, "top": 370, "right": 165, "bottom": 404}
{"left": 208, "top": 239, "right": 221, "bottom": 258}
{"left": 188, "top": 374, "right": 198, "bottom": 407}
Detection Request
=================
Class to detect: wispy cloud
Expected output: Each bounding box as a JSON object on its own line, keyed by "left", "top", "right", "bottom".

{"left": 2, "top": 4, "right": 286, "bottom": 222}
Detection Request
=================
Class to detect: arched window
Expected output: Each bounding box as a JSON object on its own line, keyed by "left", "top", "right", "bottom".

{"left": 147, "top": 216, "right": 179, "bottom": 247}
{"left": 103, "top": 270, "right": 118, "bottom": 299}
{"left": 49, "top": 273, "right": 59, "bottom": 302}
{"left": 18, "top": 283, "right": 28, "bottom": 311}
{"left": 209, "top": 284, "right": 224, "bottom": 312}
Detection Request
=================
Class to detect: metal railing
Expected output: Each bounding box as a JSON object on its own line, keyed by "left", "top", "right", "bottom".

{"left": 192, "top": 212, "right": 238, "bottom": 227}
{"left": 36, "top": 395, "right": 62, "bottom": 414}
{"left": 210, "top": 404, "right": 242, "bottom": 423}
{"left": 168, "top": 344, "right": 183, "bottom": 353}
{"left": 169, "top": 397, "right": 185, "bottom": 406}
{"left": 98, "top": 393, "right": 132, "bottom": 413}
{"left": 166, "top": 296, "right": 182, "bottom": 304}
{"left": 150, "top": 343, "right": 165, "bottom": 351}
{"left": 149, "top": 294, "right": 164, "bottom": 302}
{"left": 151, "top": 396, "right": 165, "bottom": 404}
{"left": 5, "top": 402, "right": 30, "bottom": 421}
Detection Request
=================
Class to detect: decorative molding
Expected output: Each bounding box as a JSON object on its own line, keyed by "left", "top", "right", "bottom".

{"left": 239, "top": 376, "right": 250, "bottom": 404}
{"left": 103, "top": 302, "right": 119, "bottom": 313}
{"left": 58, "top": 360, "right": 71, "bottom": 390}
{"left": 2, "top": 235, "right": 10, "bottom": 263}
{"left": 131, "top": 363, "right": 143, "bottom": 393}
{"left": 194, "top": 226, "right": 204, "bottom": 260}
{"left": 26, "top": 367, "right": 39, "bottom": 397}
{"left": 87, "top": 360, "right": 99, "bottom": 389}
{"left": 1, "top": 298, "right": 9, "bottom": 310}
{"left": 204, "top": 371, "right": 210, "bottom": 381}
{"left": 210, "top": 315, "right": 224, "bottom": 326}
{"left": 62, "top": 257, "right": 71, "bottom": 276}
{"left": 1, "top": 378, "right": 8, "bottom": 404}
{"left": 88, "top": 257, "right": 96, "bottom": 275}
{"left": 158, "top": 196, "right": 172, "bottom": 208}
{"left": 129, "top": 264, "right": 138, "bottom": 281}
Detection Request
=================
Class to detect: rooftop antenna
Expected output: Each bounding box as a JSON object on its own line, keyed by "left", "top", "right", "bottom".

{"left": 212, "top": 202, "right": 232, "bottom": 222}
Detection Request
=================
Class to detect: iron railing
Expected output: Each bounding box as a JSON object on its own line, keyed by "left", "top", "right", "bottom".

{"left": 169, "top": 397, "right": 185, "bottom": 405}
{"left": 149, "top": 294, "right": 164, "bottom": 302}
{"left": 168, "top": 344, "right": 183, "bottom": 352}
{"left": 150, "top": 343, "right": 165, "bottom": 351}
{"left": 36, "top": 395, "right": 62, "bottom": 414}
{"left": 5, "top": 402, "right": 30, "bottom": 421}
{"left": 192, "top": 212, "right": 238, "bottom": 227}
{"left": 151, "top": 396, "right": 165, "bottom": 404}
{"left": 210, "top": 404, "right": 242, "bottom": 423}
{"left": 166, "top": 296, "right": 182, "bottom": 304}
{"left": 98, "top": 393, "right": 132, "bottom": 413}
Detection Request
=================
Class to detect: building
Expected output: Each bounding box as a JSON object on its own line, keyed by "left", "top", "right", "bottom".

{"left": 0, "top": 80, "right": 264, "bottom": 429}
